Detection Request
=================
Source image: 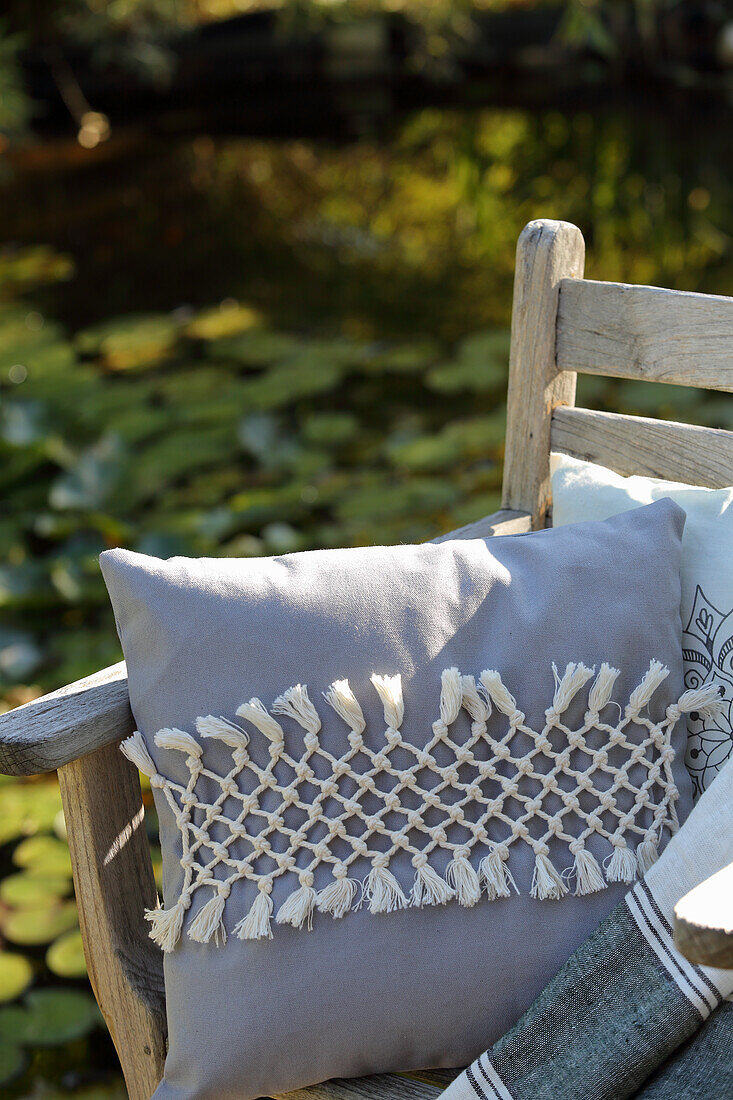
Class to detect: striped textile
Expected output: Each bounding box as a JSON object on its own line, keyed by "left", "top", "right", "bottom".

{"left": 635, "top": 998, "right": 732, "bottom": 1099}
{"left": 443, "top": 758, "right": 733, "bottom": 1100}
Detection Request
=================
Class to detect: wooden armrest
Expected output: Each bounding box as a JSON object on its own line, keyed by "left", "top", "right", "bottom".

{"left": 433, "top": 507, "right": 532, "bottom": 543}
{"left": 674, "top": 860, "right": 733, "bottom": 970}
{"left": 0, "top": 662, "right": 134, "bottom": 776}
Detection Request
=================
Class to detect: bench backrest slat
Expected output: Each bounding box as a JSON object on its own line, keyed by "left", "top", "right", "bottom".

{"left": 551, "top": 406, "right": 733, "bottom": 489}
{"left": 557, "top": 278, "right": 733, "bottom": 392}
{"left": 502, "top": 222, "right": 733, "bottom": 529}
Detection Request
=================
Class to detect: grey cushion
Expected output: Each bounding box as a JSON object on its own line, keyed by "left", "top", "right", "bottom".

{"left": 100, "top": 499, "right": 696, "bottom": 1100}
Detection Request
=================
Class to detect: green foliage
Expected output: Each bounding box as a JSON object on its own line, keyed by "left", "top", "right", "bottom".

{"left": 12, "top": 836, "right": 72, "bottom": 877}
{"left": 0, "top": 989, "right": 99, "bottom": 1046}
{"left": 0, "top": 873, "right": 71, "bottom": 908}
{"left": 1, "top": 901, "right": 78, "bottom": 946}
{"left": 46, "top": 930, "right": 87, "bottom": 979}
{"left": 0, "top": 29, "right": 32, "bottom": 138}
{"left": 0, "top": 1040, "right": 25, "bottom": 1087}
{"left": 0, "top": 954, "right": 33, "bottom": 1004}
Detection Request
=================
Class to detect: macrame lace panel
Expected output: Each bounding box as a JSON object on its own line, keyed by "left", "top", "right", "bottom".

{"left": 120, "top": 660, "right": 722, "bottom": 950}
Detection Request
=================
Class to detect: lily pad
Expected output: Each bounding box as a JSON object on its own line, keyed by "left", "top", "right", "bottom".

{"left": 335, "top": 478, "right": 455, "bottom": 523}
{"left": 361, "top": 339, "right": 439, "bottom": 374}
{"left": 206, "top": 329, "right": 301, "bottom": 365}
{"left": 427, "top": 329, "right": 510, "bottom": 393}
{"left": 0, "top": 952, "right": 33, "bottom": 1003}
{"left": 239, "top": 360, "right": 342, "bottom": 409}
{"left": 0, "top": 988, "right": 99, "bottom": 1046}
{"left": 427, "top": 356, "right": 506, "bottom": 393}
{"left": 76, "top": 314, "right": 178, "bottom": 370}
{"left": 0, "top": 872, "right": 70, "bottom": 909}
{"left": 0, "top": 900, "right": 78, "bottom": 945}
{"left": 0, "top": 782, "right": 63, "bottom": 846}
{"left": 302, "top": 412, "right": 358, "bottom": 447}
{"left": 185, "top": 301, "right": 262, "bottom": 341}
{"left": 261, "top": 522, "right": 307, "bottom": 554}
{"left": 0, "top": 628, "right": 43, "bottom": 681}
{"left": 0, "top": 1040, "right": 25, "bottom": 1087}
{"left": 0, "top": 399, "right": 48, "bottom": 446}
{"left": 12, "top": 835, "right": 72, "bottom": 877}
{"left": 49, "top": 434, "right": 127, "bottom": 511}
{"left": 46, "top": 929, "right": 87, "bottom": 979}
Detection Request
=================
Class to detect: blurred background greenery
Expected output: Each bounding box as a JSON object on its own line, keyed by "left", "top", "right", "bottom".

{"left": 1, "top": 0, "right": 732, "bottom": 1096}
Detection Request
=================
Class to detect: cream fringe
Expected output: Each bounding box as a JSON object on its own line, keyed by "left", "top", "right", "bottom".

{"left": 119, "top": 661, "right": 722, "bottom": 950}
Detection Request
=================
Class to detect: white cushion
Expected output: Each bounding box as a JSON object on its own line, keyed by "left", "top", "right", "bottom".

{"left": 551, "top": 452, "right": 733, "bottom": 798}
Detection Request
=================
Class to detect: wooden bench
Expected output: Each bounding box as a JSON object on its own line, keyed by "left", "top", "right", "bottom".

{"left": 1, "top": 219, "right": 731, "bottom": 1100}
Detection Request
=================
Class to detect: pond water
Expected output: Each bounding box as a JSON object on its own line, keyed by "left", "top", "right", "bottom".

{"left": 0, "top": 96, "right": 732, "bottom": 1095}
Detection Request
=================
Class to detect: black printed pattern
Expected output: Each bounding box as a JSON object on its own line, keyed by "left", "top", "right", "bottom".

{"left": 683, "top": 586, "right": 733, "bottom": 797}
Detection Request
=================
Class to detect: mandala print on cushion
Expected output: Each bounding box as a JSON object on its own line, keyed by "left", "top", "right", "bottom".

{"left": 551, "top": 452, "right": 733, "bottom": 797}
{"left": 683, "top": 587, "right": 733, "bottom": 796}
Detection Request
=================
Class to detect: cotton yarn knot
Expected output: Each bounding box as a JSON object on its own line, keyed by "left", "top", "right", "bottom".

{"left": 122, "top": 657, "right": 690, "bottom": 950}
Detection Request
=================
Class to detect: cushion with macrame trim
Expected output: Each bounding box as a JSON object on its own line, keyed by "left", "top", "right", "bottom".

{"left": 100, "top": 498, "right": 708, "bottom": 1100}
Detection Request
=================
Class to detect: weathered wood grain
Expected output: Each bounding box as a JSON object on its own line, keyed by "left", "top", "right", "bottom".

{"left": 58, "top": 742, "right": 167, "bottom": 1100}
{"left": 674, "top": 860, "right": 733, "bottom": 970}
{"left": 279, "top": 1072, "right": 444, "bottom": 1100}
{"left": 434, "top": 507, "right": 532, "bottom": 542}
{"left": 0, "top": 662, "right": 133, "bottom": 776}
{"left": 551, "top": 407, "right": 733, "bottom": 488}
{"left": 558, "top": 279, "right": 733, "bottom": 392}
{"left": 502, "top": 219, "right": 585, "bottom": 527}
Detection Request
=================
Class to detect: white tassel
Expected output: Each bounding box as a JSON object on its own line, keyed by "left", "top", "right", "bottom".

{"left": 196, "top": 715, "right": 249, "bottom": 751}
{"left": 446, "top": 853, "right": 482, "bottom": 907}
{"left": 323, "top": 679, "right": 366, "bottom": 734}
{"left": 120, "top": 731, "right": 158, "bottom": 779}
{"left": 546, "top": 662, "right": 595, "bottom": 724}
{"left": 674, "top": 682, "right": 725, "bottom": 721}
{"left": 531, "top": 851, "right": 567, "bottom": 900}
{"left": 570, "top": 845, "right": 606, "bottom": 896}
{"left": 636, "top": 834, "right": 659, "bottom": 875}
{"left": 188, "top": 890, "right": 227, "bottom": 946}
{"left": 432, "top": 667, "right": 462, "bottom": 736}
{"left": 365, "top": 861, "right": 408, "bottom": 913}
{"left": 317, "top": 866, "right": 359, "bottom": 919}
{"left": 371, "top": 673, "right": 404, "bottom": 731}
{"left": 234, "top": 886, "right": 273, "bottom": 941}
{"left": 411, "top": 860, "right": 454, "bottom": 907}
{"left": 479, "top": 846, "right": 518, "bottom": 900}
{"left": 145, "top": 899, "right": 187, "bottom": 952}
{"left": 461, "top": 675, "right": 488, "bottom": 727}
{"left": 154, "top": 727, "right": 203, "bottom": 758}
{"left": 237, "top": 698, "right": 285, "bottom": 745}
{"left": 627, "top": 660, "right": 669, "bottom": 717}
{"left": 479, "top": 671, "right": 524, "bottom": 724}
{"left": 272, "top": 684, "right": 321, "bottom": 734}
{"left": 588, "top": 664, "right": 620, "bottom": 714}
{"left": 605, "top": 843, "right": 638, "bottom": 884}
{"left": 276, "top": 881, "right": 317, "bottom": 931}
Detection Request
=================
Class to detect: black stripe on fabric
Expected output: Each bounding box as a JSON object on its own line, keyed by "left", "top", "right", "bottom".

{"left": 628, "top": 891, "right": 706, "bottom": 1021}
{"left": 466, "top": 1063, "right": 490, "bottom": 1100}
{"left": 638, "top": 879, "right": 723, "bottom": 1008}
{"left": 477, "top": 1054, "right": 504, "bottom": 1099}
